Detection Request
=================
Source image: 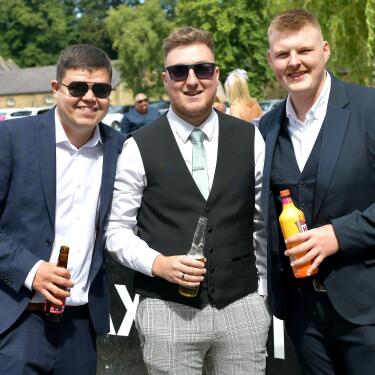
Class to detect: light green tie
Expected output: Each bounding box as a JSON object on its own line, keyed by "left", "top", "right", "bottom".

{"left": 190, "top": 128, "right": 209, "bottom": 200}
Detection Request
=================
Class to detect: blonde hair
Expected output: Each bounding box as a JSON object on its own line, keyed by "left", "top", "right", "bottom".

{"left": 225, "top": 69, "right": 255, "bottom": 105}
{"left": 268, "top": 9, "right": 322, "bottom": 38}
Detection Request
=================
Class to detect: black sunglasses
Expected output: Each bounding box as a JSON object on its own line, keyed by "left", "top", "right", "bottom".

{"left": 166, "top": 63, "right": 216, "bottom": 81}
{"left": 60, "top": 81, "right": 113, "bottom": 99}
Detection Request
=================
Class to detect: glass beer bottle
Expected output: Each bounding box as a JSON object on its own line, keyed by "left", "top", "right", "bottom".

{"left": 44, "top": 245, "right": 70, "bottom": 322}
{"left": 279, "top": 190, "right": 318, "bottom": 278}
{"left": 178, "top": 216, "right": 208, "bottom": 298}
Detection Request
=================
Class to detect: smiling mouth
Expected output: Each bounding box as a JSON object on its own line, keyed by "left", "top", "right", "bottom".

{"left": 288, "top": 70, "right": 307, "bottom": 78}
{"left": 77, "top": 106, "right": 98, "bottom": 112}
{"left": 184, "top": 90, "right": 203, "bottom": 96}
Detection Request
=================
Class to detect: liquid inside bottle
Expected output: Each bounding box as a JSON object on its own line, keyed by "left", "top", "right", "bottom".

{"left": 279, "top": 190, "right": 318, "bottom": 278}
{"left": 44, "top": 245, "right": 70, "bottom": 322}
{"left": 178, "top": 217, "right": 207, "bottom": 297}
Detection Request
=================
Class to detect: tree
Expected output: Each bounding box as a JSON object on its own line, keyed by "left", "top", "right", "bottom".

{"left": 175, "top": 0, "right": 273, "bottom": 98}
{"left": 267, "top": 0, "right": 375, "bottom": 85}
{"left": 106, "top": 0, "right": 173, "bottom": 97}
{"left": 73, "top": 0, "right": 133, "bottom": 59}
{"left": 0, "top": 0, "right": 72, "bottom": 67}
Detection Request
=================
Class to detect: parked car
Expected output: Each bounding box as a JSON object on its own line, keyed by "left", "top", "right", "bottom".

{"left": 259, "top": 99, "right": 283, "bottom": 113}
{"left": 3, "top": 106, "right": 52, "bottom": 120}
{"left": 102, "top": 105, "right": 130, "bottom": 131}
{"left": 149, "top": 100, "right": 170, "bottom": 115}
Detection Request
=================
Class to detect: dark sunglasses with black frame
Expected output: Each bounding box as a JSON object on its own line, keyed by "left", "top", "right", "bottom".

{"left": 60, "top": 81, "right": 114, "bottom": 99}
{"left": 166, "top": 63, "right": 216, "bottom": 82}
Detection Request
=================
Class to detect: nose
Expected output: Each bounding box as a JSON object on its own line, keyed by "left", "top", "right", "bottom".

{"left": 82, "top": 87, "right": 96, "bottom": 101}
{"left": 288, "top": 51, "right": 300, "bottom": 68}
{"left": 185, "top": 68, "right": 199, "bottom": 87}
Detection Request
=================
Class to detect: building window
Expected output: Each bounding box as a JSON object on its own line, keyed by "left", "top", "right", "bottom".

{"left": 45, "top": 95, "right": 54, "bottom": 104}
{"left": 6, "top": 98, "right": 15, "bottom": 107}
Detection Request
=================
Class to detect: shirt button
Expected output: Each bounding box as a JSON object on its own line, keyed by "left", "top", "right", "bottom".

{"left": 210, "top": 287, "right": 215, "bottom": 293}
{"left": 209, "top": 247, "right": 214, "bottom": 253}
{"left": 208, "top": 227, "right": 213, "bottom": 233}
{"left": 45, "top": 239, "right": 52, "bottom": 246}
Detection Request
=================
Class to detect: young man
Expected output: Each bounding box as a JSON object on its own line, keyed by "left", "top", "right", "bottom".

{"left": 260, "top": 9, "right": 375, "bottom": 375}
{"left": 0, "top": 44, "right": 125, "bottom": 374}
{"left": 106, "top": 27, "right": 270, "bottom": 374}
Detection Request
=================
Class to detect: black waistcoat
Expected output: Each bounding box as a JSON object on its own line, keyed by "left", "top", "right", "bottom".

{"left": 132, "top": 113, "right": 256, "bottom": 309}
{"left": 271, "top": 118, "right": 324, "bottom": 228}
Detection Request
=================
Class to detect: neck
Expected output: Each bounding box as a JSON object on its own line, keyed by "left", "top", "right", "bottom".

{"left": 290, "top": 72, "right": 327, "bottom": 122}
{"left": 63, "top": 125, "right": 96, "bottom": 149}
{"left": 172, "top": 107, "right": 212, "bottom": 127}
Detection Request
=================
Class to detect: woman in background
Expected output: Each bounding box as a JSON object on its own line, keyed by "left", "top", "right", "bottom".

{"left": 225, "top": 69, "right": 262, "bottom": 122}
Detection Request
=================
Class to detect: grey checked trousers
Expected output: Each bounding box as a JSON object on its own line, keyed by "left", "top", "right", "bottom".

{"left": 135, "top": 292, "right": 271, "bottom": 375}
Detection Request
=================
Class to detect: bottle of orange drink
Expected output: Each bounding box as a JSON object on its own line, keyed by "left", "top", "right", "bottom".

{"left": 279, "top": 189, "right": 318, "bottom": 278}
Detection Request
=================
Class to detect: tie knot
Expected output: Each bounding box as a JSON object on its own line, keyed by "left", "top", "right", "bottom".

{"left": 190, "top": 128, "right": 205, "bottom": 143}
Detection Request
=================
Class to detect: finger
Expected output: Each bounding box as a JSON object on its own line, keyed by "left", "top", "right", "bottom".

{"left": 285, "top": 232, "right": 307, "bottom": 244}
{"left": 41, "top": 289, "right": 64, "bottom": 305}
{"left": 51, "top": 274, "right": 74, "bottom": 289}
{"left": 54, "top": 267, "right": 71, "bottom": 279}
{"left": 306, "top": 256, "right": 323, "bottom": 276}
{"left": 290, "top": 249, "right": 318, "bottom": 267}
{"left": 47, "top": 283, "right": 71, "bottom": 299}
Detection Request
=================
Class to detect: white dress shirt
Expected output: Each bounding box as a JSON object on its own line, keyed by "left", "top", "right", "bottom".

{"left": 286, "top": 72, "right": 331, "bottom": 171}
{"left": 105, "top": 108, "right": 267, "bottom": 295}
{"left": 25, "top": 110, "right": 103, "bottom": 305}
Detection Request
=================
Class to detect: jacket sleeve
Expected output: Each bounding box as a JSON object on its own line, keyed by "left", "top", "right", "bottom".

{"left": 0, "top": 124, "right": 40, "bottom": 293}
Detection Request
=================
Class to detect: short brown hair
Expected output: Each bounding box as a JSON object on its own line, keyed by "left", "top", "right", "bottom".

{"left": 163, "top": 27, "right": 215, "bottom": 61}
{"left": 268, "top": 9, "right": 321, "bottom": 37}
{"left": 56, "top": 44, "right": 112, "bottom": 82}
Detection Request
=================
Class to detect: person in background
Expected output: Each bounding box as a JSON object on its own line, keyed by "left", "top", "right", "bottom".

{"left": 0, "top": 44, "right": 125, "bottom": 374}
{"left": 213, "top": 81, "right": 226, "bottom": 112}
{"left": 106, "top": 26, "right": 270, "bottom": 374}
{"left": 120, "top": 92, "right": 160, "bottom": 135}
{"left": 260, "top": 8, "right": 375, "bottom": 375}
{"left": 225, "top": 68, "right": 262, "bottom": 122}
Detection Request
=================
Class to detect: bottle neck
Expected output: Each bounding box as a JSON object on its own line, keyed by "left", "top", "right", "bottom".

{"left": 281, "top": 196, "right": 293, "bottom": 206}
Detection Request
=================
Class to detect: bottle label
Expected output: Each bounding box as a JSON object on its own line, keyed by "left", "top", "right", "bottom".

{"left": 295, "top": 220, "right": 308, "bottom": 233}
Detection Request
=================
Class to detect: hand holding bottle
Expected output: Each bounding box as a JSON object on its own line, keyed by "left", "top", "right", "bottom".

{"left": 285, "top": 224, "right": 340, "bottom": 276}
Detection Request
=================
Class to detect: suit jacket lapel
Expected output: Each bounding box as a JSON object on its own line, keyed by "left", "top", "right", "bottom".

{"left": 313, "top": 77, "right": 350, "bottom": 222}
{"left": 36, "top": 110, "right": 56, "bottom": 228}
{"left": 97, "top": 124, "right": 123, "bottom": 229}
{"left": 261, "top": 102, "right": 285, "bottom": 226}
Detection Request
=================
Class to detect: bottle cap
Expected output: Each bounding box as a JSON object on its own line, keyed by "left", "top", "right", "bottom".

{"left": 280, "top": 189, "right": 291, "bottom": 198}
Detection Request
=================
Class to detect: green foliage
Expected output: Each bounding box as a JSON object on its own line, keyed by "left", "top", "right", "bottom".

{"left": 0, "top": 0, "right": 71, "bottom": 67}
{"left": 106, "top": 0, "right": 173, "bottom": 97}
{"left": 175, "top": 0, "right": 273, "bottom": 98}
{"left": 267, "top": 0, "right": 375, "bottom": 85}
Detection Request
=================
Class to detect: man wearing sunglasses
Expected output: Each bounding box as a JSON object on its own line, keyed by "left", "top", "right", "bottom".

{"left": 120, "top": 92, "right": 160, "bottom": 135}
{"left": 106, "top": 27, "right": 270, "bottom": 374}
{"left": 0, "top": 44, "right": 125, "bottom": 374}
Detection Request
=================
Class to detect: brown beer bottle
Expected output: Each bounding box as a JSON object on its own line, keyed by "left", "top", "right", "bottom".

{"left": 279, "top": 190, "right": 318, "bottom": 278}
{"left": 44, "top": 245, "right": 70, "bottom": 322}
{"left": 178, "top": 217, "right": 207, "bottom": 297}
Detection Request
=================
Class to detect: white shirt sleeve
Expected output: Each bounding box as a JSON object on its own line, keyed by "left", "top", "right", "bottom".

{"left": 105, "top": 137, "right": 161, "bottom": 276}
{"left": 253, "top": 127, "right": 267, "bottom": 296}
{"left": 24, "top": 260, "right": 43, "bottom": 290}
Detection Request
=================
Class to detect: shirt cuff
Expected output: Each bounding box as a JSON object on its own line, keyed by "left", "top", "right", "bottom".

{"left": 257, "top": 276, "right": 267, "bottom": 296}
{"left": 24, "top": 260, "right": 44, "bottom": 291}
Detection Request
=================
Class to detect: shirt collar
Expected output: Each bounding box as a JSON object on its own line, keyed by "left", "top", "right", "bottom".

{"left": 286, "top": 72, "right": 331, "bottom": 125}
{"left": 54, "top": 108, "right": 102, "bottom": 149}
{"left": 167, "top": 107, "right": 217, "bottom": 143}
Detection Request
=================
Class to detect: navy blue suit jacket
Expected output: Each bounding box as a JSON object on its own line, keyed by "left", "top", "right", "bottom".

{"left": 259, "top": 76, "right": 375, "bottom": 325}
{"left": 0, "top": 109, "right": 125, "bottom": 335}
